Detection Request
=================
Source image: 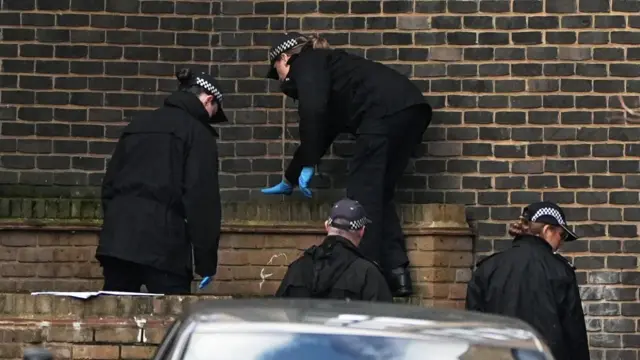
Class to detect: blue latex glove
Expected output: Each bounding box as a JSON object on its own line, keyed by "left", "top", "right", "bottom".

{"left": 298, "top": 167, "right": 314, "bottom": 198}
{"left": 199, "top": 276, "right": 212, "bottom": 289}
{"left": 261, "top": 180, "right": 293, "bottom": 195}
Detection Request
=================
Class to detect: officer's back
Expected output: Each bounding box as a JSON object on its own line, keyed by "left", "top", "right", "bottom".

{"left": 276, "top": 199, "right": 393, "bottom": 302}
{"left": 466, "top": 202, "right": 590, "bottom": 360}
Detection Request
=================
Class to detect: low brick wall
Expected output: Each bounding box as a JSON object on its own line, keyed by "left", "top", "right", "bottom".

{"left": 0, "top": 294, "right": 220, "bottom": 360}
{"left": 0, "top": 200, "right": 473, "bottom": 308}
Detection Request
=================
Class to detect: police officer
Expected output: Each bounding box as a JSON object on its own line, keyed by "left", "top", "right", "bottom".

{"left": 97, "top": 68, "right": 226, "bottom": 295}
{"left": 261, "top": 33, "right": 433, "bottom": 297}
{"left": 466, "top": 202, "right": 590, "bottom": 360}
{"left": 276, "top": 198, "right": 393, "bottom": 302}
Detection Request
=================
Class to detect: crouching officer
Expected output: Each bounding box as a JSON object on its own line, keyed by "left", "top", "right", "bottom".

{"left": 276, "top": 198, "right": 393, "bottom": 302}
{"left": 97, "top": 68, "right": 226, "bottom": 295}
{"left": 466, "top": 201, "right": 590, "bottom": 360}
{"left": 261, "top": 33, "right": 433, "bottom": 297}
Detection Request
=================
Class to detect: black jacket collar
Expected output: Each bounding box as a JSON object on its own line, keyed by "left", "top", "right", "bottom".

{"left": 164, "top": 91, "right": 211, "bottom": 124}
{"left": 513, "top": 234, "right": 553, "bottom": 252}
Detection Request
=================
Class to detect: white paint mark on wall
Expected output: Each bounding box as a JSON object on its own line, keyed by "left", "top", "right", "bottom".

{"left": 134, "top": 317, "right": 148, "bottom": 343}
{"left": 259, "top": 253, "right": 288, "bottom": 290}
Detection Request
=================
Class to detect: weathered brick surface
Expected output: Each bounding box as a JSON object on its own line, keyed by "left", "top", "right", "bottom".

{"left": 0, "top": 293, "right": 219, "bottom": 360}
{"left": 0, "top": 202, "right": 473, "bottom": 308}
{"left": 0, "top": 0, "right": 639, "bottom": 357}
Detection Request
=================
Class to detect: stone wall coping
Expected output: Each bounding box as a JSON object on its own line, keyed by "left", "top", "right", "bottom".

{"left": 0, "top": 200, "right": 472, "bottom": 234}
{"left": 0, "top": 294, "right": 232, "bottom": 319}
{"left": 0, "top": 220, "right": 472, "bottom": 236}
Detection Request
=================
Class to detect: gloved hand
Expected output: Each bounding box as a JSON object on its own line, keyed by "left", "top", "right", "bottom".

{"left": 199, "top": 276, "right": 212, "bottom": 289}
{"left": 261, "top": 180, "right": 293, "bottom": 195}
{"left": 298, "top": 167, "right": 314, "bottom": 198}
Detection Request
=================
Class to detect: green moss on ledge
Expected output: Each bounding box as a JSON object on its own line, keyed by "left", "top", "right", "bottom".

{"left": 0, "top": 198, "right": 469, "bottom": 229}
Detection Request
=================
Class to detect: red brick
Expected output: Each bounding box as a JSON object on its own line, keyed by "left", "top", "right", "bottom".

{"left": 0, "top": 248, "right": 18, "bottom": 261}
{"left": 48, "top": 344, "right": 73, "bottom": 360}
{"left": 52, "top": 247, "right": 94, "bottom": 262}
{"left": 0, "top": 327, "right": 42, "bottom": 343}
{"left": 416, "top": 268, "right": 456, "bottom": 283}
{"left": 53, "top": 232, "right": 99, "bottom": 246}
{"left": 0, "top": 344, "right": 26, "bottom": 359}
{"left": 46, "top": 326, "right": 93, "bottom": 343}
{"left": 0, "top": 263, "right": 37, "bottom": 277}
{"left": 263, "top": 236, "right": 297, "bottom": 248}
{"left": 1, "top": 232, "right": 37, "bottom": 247}
{"left": 143, "top": 328, "right": 167, "bottom": 345}
{"left": 449, "top": 283, "right": 468, "bottom": 300}
{"left": 120, "top": 346, "right": 156, "bottom": 360}
{"left": 0, "top": 280, "right": 18, "bottom": 292}
{"left": 37, "top": 263, "right": 79, "bottom": 278}
{"left": 17, "top": 248, "right": 55, "bottom": 262}
{"left": 219, "top": 234, "right": 264, "bottom": 249}
{"left": 94, "top": 327, "right": 141, "bottom": 344}
{"left": 246, "top": 250, "right": 300, "bottom": 266}
{"left": 407, "top": 251, "right": 448, "bottom": 267}
{"left": 448, "top": 252, "right": 474, "bottom": 267}
{"left": 72, "top": 345, "right": 120, "bottom": 360}
{"left": 217, "top": 250, "right": 250, "bottom": 265}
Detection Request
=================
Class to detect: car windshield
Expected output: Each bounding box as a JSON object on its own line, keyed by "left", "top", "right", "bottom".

{"left": 183, "top": 332, "right": 546, "bottom": 360}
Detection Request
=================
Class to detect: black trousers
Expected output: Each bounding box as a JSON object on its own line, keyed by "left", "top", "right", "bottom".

{"left": 100, "top": 256, "right": 193, "bottom": 295}
{"left": 347, "top": 105, "right": 429, "bottom": 272}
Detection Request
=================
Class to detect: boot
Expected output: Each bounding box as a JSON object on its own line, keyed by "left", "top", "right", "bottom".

{"left": 388, "top": 267, "right": 413, "bottom": 297}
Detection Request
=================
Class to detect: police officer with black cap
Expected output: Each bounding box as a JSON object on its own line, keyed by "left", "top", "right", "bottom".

{"left": 276, "top": 198, "right": 393, "bottom": 302}
{"left": 97, "top": 68, "right": 227, "bottom": 295}
{"left": 466, "top": 201, "right": 589, "bottom": 360}
{"left": 261, "top": 32, "right": 433, "bottom": 297}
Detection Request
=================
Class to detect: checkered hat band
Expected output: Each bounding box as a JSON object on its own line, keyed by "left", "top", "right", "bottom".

{"left": 531, "top": 207, "right": 566, "bottom": 225}
{"left": 327, "top": 217, "right": 367, "bottom": 231}
{"left": 195, "top": 77, "right": 223, "bottom": 104}
{"left": 269, "top": 38, "right": 300, "bottom": 62}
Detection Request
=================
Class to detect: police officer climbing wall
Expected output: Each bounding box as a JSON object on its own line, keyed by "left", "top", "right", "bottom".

{"left": 261, "top": 33, "right": 433, "bottom": 297}
{"left": 96, "top": 68, "right": 226, "bottom": 295}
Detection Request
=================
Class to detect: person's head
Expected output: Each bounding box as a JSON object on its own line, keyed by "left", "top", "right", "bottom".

{"left": 266, "top": 33, "right": 331, "bottom": 81}
{"left": 175, "top": 68, "right": 228, "bottom": 123}
{"left": 324, "top": 198, "right": 371, "bottom": 246}
{"left": 508, "top": 201, "right": 578, "bottom": 251}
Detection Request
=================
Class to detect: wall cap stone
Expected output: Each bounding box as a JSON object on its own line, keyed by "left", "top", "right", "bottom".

{"left": 0, "top": 199, "right": 471, "bottom": 234}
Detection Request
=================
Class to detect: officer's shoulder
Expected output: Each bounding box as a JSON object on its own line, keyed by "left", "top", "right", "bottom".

{"left": 552, "top": 252, "right": 577, "bottom": 271}
{"left": 355, "top": 258, "right": 385, "bottom": 278}
{"left": 474, "top": 251, "right": 502, "bottom": 268}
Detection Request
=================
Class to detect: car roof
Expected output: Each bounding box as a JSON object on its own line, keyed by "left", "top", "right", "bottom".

{"left": 179, "top": 299, "right": 547, "bottom": 352}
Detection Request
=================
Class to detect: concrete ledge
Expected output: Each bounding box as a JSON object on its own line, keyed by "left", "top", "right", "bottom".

{"left": 0, "top": 294, "right": 228, "bottom": 319}
{"left": 0, "top": 200, "right": 472, "bottom": 235}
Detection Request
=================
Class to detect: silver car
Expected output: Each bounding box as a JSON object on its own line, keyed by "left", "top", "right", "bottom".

{"left": 153, "top": 299, "right": 555, "bottom": 360}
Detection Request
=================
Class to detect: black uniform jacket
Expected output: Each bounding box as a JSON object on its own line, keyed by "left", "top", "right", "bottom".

{"left": 275, "top": 236, "right": 393, "bottom": 302}
{"left": 97, "top": 91, "right": 222, "bottom": 278}
{"left": 466, "top": 235, "right": 590, "bottom": 360}
{"left": 283, "top": 48, "right": 432, "bottom": 185}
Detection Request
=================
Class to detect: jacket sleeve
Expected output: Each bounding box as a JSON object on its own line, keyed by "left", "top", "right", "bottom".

{"left": 465, "top": 270, "right": 485, "bottom": 312}
{"left": 275, "top": 259, "right": 312, "bottom": 298}
{"left": 182, "top": 127, "right": 222, "bottom": 278}
{"left": 361, "top": 268, "right": 394, "bottom": 303}
{"left": 504, "top": 261, "right": 567, "bottom": 357}
{"left": 285, "top": 53, "right": 332, "bottom": 177}
{"left": 284, "top": 127, "right": 339, "bottom": 185}
{"left": 560, "top": 275, "right": 590, "bottom": 360}
{"left": 101, "top": 138, "right": 127, "bottom": 215}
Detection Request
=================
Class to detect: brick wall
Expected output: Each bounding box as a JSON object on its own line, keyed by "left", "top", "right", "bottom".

{"left": 0, "top": 293, "right": 208, "bottom": 360}
{"left": 1, "top": 0, "right": 640, "bottom": 357}
{"left": 0, "top": 201, "right": 473, "bottom": 308}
